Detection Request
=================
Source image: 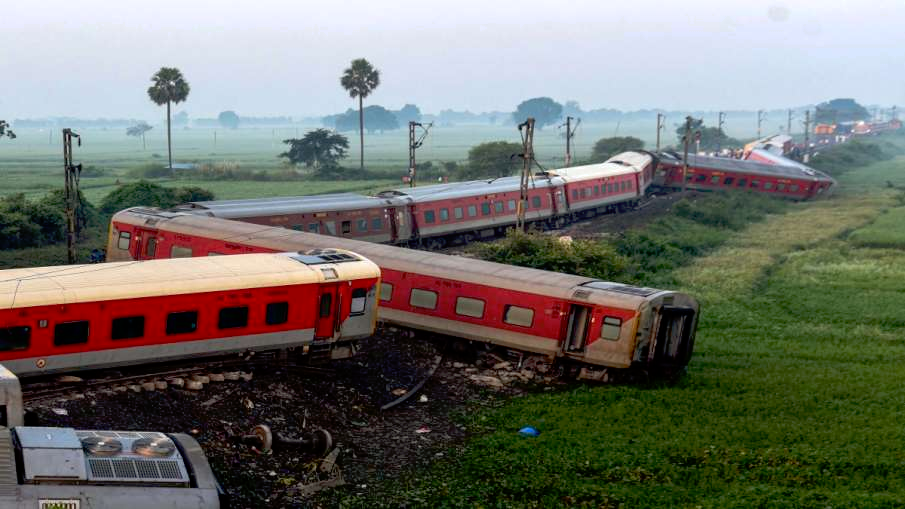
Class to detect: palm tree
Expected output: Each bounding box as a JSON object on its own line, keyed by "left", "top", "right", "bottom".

{"left": 147, "top": 67, "right": 190, "bottom": 170}
{"left": 340, "top": 59, "right": 380, "bottom": 169}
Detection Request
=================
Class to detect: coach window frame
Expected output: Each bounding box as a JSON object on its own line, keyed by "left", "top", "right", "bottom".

{"left": 379, "top": 282, "right": 393, "bottom": 302}
{"left": 410, "top": 288, "right": 438, "bottom": 310}
{"left": 218, "top": 306, "right": 249, "bottom": 329}
{"left": 0, "top": 326, "right": 30, "bottom": 351}
{"left": 439, "top": 208, "right": 450, "bottom": 221}
{"left": 454, "top": 207, "right": 464, "bottom": 219}
{"left": 111, "top": 316, "right": 145, "bottom": 340}
{"left": 54, "top": 320, "right": 90, "bottom": 346}
{"left": 503, "top": 305, "right": 534, "bottom": 327}
{"left": 481, "top": 202, "right": 492, "bottom": 216}
{"left": 350, "top": 288, "right": 368, "bottom": 315}
{"left": 117, "top": 231, "right": 131, "bottom": 250}
{"left": 467, "top": 204, "right": 477, "bottom": 217}
{"left": 166, "top": 311, "right": 198, "bottom": 335}
{"left": 265, "top": 302, "right": 289, "bottom": 325}
{"left": 424, "top": 210, "right": 436, "bottom": 224}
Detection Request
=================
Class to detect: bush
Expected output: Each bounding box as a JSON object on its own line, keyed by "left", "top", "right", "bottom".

{"left": 809, "top": 138, "right": 903, "bottom": 176}
{"left": 127, "top": 163, "right": 173, "bottom": 179}
{"left": 100, "top": 181, "right": 216, "bottom": 214}
{"left": 0, "top": 192, "right": 78, "bottom": 249}
{"left": 476, "top": 230, "right": 629, "bottom": 281}
{"left": 79, "top": 165, "right": 107, "bottom": 178}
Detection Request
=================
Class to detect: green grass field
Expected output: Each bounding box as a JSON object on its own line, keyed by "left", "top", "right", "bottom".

{"left": 345, "top": 156, "right": 905, "bottom": 508}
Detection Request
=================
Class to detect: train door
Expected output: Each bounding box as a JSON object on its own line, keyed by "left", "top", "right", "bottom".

{"left": 132, "top": 228, "right": 158, "bottom": 260}
{"left": 653, "top": 306, "right": 696, "bottom": 366}
{"left": 563, "top": 304, "right": 592, "bottom": 353}
{"left": 314, "top": 284, "right": 340, "bottom": 339}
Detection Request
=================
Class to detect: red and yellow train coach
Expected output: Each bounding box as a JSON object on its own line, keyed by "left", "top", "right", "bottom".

{"left": 0, "top": 252, "right": 380, "bottom": 376}
{"left": 109, "top": 209, "right": 698, "bottom": 377}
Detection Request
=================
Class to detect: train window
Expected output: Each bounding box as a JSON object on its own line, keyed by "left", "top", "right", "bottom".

{"left": 790, "top": 184, "right": 800, "bottom": 192}
{"left": 621, "top": 181, "right": 627, "bottom": 191}
{"left": 571, "top": 190, "right": 578, "bottom": 200}
{"left": 111, "top": 316, "right": 144, "bottom": 340}
{"left": 737, "top": 178, "right": 747, "bottom": 187}
{"left": 594, "top": 186, "right": 600, "bottom": 196}
{"left": 494, "top": 201, "right": 504, "bottom": 213}
{"left": 379, "top": 282, "right": 393, "bottom": 301}
{"left": 265, "top": 302, "right": 289, "bottom": 325}
{"left": 146, "top": 237, "right": 157, "bottom": 258}
{"left": 628, "top": 181, "right": 633, "bottom": 189}
{"left": 319, "top": 294, "right": 333, "bottom": 318}
{"left": 724, "top": 177, "right": 734, "bottom": 186}
{"left": 409, "top": 289, "right": 438, "bottom": 310}
{"left": 764, "top": 182, "right": 774, "bottom": 190}
{"left": 166, "top": 311, "right": 198, "bottom": 335}
{"left": 350, "top": 288, "right": 368, "bottom": 315}
{"left": 0, "top": 326, "right": 30, "bottom": 351}
{"left": 601, "top": 316, "right": 622, "bottom": 341}
{"left": 440, "top": 208, "right": 449, "bottom": 221}
{"left": 454, "top": 207, "right": 464, "bottom": 219}
{"left": 608, "top": 184, "right": 615, "bottom": 192}
{"left": 117, "top": 231, "right": 131, "bottom": 250}
{"left": 467, "top": 205, "right": 477, "bottom": 217}
{"left": 695, "top": 174, "right": 706, "bottom": 183}
{"left": 171, "top": 246, "right": 193, "bottom": 258}
{"left": 508, "top": 199, "right": 516, "bottom": 211}
{"left": 308, "top": 223, "right": 319, "bottom": 233}
{"left": 777, "top": 183, "right": 786, "bottom": 191}
{"left": 503, "top": 305, "right": 533, "bottom": 327}
{"left": 424, "top": 210, "right": 436, "bottom": 223}
{"left": 341, "top": 221, "right": 352, "bottom": 234}
{"left": 291, "top": 225, "right": 303, "bottom": 231}
{"left": 54, "top": 321, "right": 89, "bottom": 346}
{"left": 455, "top": 297, "right": 485, "bottom": 318}
{"left": 372, "top": 217, "right": 382, "bottom": 230}
{"left": 750, "top": 180, "right": 760, "bottom": 188}
{"left": 685, "top": 174, "right": 693, "bottom": 182}
{"left": 481, "top": 202, "right": 491, "bottom": 216}
{"left": 325, "top": 222, "right": 337, "bottom": 235}
{"left": 532, "top": 196, "right": 542, "bottom": 209}
{"left": 357, "top": 219, "right": 368, "bottom": 231}
{"left": 581, "top": 188, "right": 589, "bottom": 198}
{"left": 218, "top": 306, "right": 249, "bottom": 329}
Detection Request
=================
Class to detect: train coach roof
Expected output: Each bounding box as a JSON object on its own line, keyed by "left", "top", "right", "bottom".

{"left": 0, "top": 252, "right": 378, "bottom": 309}
{"left": 659, "top": 152, "right": 834, "bottom": 181}
{"left": 120, "top": 211, "right": 668, "bottom": 304}
{"left": 378, "top": 175, "right": 563, "bottom": 203}
{"left": 539, "top": 152, "right": 652, "bottom": 182}
{"left": 176, "top": 193, "right": 395, "bottom": 218}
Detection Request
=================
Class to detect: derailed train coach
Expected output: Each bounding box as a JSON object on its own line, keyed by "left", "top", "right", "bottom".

{"left": 109, "top": 209, "right": 698, "bottom": 378}
{"left": 173, "top": 151, "right": 659, "bottom": 249}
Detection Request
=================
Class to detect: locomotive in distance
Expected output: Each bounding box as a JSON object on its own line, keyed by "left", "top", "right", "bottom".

{"left": 172, "top": 151, "right": 834, "bottom": 249}
{"left": 109, "top": 209, "right": 699, "bottom": 379}
{"left": 0, "top": 251, "right": 380, "bottom": 376}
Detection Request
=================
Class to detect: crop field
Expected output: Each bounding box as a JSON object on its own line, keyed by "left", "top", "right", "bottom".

{"left": 0, "top": 120, "right": 761, "bottom": 202}
{"left": 349, "top": 156, "right": 905, "bottom": 508}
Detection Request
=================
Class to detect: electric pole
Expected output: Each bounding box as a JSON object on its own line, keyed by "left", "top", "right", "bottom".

{"left": 517, "top": 118, "right": 536, "bottom": 232}
{"left": 802, "top": 110, "right": 811, "bottom": 163}
{"left": 787, "top": 109, "right": 793, "bottom": 135}
{"left": 682, "top": 116, "right": 694, "bottom": 194}
{"left": 757, "top": 110, "right": 766, "bottom": 138}
{"left": 561, "top": 116, "right": 580, "bottom": 166}
{"left": 656, "top": 113, "right": 665, "bottom": 152}
{"left": 716, "top": 111, "right": 726, "bottom": 153}
{"left": 62, "top": 129, "right": 82, "bottom": 265}
{"left": 408, "top": 121, "right": 433, "bottom": 188}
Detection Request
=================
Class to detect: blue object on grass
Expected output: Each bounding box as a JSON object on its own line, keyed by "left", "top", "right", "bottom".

{"left": 518, "top": 426, "right": 540, "bottom": 437}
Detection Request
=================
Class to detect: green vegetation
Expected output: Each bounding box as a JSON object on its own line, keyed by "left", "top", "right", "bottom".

{"left": 147, "top": 67, "right": 191, "bottom": 170}
{"left": 340, "top": 58, "right": 381, "bottom": 169}
{"left": 460, "top": 140, "right": 522, "bottom": 180}
{"left": 0, "top": 120, "right": 14, "bottom": 139}
{"left": 590, "top": 136, "right": 644, "bottom": 163}
{"left": 814, "top": 98, "right": 870, "bottom": 123}
{"left": 513, "top": 97, "right": 563, "bottom": 128}
{"left": 676, "top": 118, "right": 741, "bottom": 152}
{"left": 99, "top": 181, "right": 214, "bottom": 214}
{"left": 848, "top": 205, "right": 905, "bottom": 248}
{"left": 279, "top": 129, "right": 350, "bottom": 175}
{"left": 809, "top": 136, "right": 905, "bottom": 177}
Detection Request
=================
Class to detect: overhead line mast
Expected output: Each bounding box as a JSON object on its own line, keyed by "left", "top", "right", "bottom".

{"left": 62, "top": 128, "right": 82, "bottom": 264}
{"left": 408, "top": 121, "right": 433, "bottom": 188}
{"left": 517, "top": 117, "right": 536, "bottom": 232}
{"left": 561, "top": 116, "right": 580, "bottom": 167}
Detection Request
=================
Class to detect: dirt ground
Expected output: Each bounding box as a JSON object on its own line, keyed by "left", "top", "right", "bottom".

{"left": 31, "top": 330, "right": 536, "bottom": 508}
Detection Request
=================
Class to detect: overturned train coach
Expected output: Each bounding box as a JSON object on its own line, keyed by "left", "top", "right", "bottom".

{"left": 109, "top": 209, "right": 699, "bottom": 377}
{"left": 0, "top": 366, "right": 222, "bottom": 509}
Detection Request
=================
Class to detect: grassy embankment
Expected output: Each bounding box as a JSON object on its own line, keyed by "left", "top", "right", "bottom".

{"left": 344, "top": 136, "right": 905, "bottom": 508}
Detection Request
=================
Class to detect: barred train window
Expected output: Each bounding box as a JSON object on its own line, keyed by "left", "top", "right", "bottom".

{"left": 117, "top": 231, "right": 131, "bottom": 250}
{"left": 424, "top": 210, "right": 436, "bottom": 224}
{"left": 454, "top": 207, "right": 464, "bottom": 219}
{"left": 111, "top": 316, "right": 144, "bottom": 340}
{"left": 55, "top": 321, "right": 89, "bottom": 346}
{"left": 495, "top": 201, "right": 504, "bottom": 213}
{"left": 0, "top": 326, "right": 30, "bottom": 351}
{"left": 372, "top": 217, "right": 382, "bottom": 230}
{"left": 171, "top": 245, "right": 193, "bottom": 258}
{"left": 410, "top": 289, "right": 438, "bottom": 310}
{"left": 602, "top": 316, "right": 622, "bottom": 341}
{"left": 166, "top": 311, "right": 198, "bottom": 335}
{"left": 357, "top": 219, "right": 368, "bottom": 231}
{"left": 467, "top": 205, "right": 477, "bottom": 217}
{"left": 532, "top": 196, "right": 542, "bottom": 208}
{"left": 266, "top": 302, "right": 289, "bottom": 325}
{"left": 455, "top": 297, "right": 485, "bottom": 318}
{"left": 508, "top": 200, "right": 516, "bottom": 211}
{"left": 351, "top": 288, "right": 367, "bottom": 315}
{"left": 218, "top": 306, "right": 249, "bottom": 329}
{"left": 379, "top": 282, "right": 393, "bottom": 302}
{"left": 440, "top": 208, "right": 449, "bottom": 221}
{"left": 503, "top": 305, "right": 533, "bottom": 327}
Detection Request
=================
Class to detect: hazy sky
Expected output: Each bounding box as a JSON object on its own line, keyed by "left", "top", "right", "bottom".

{"left": 2, "top": 0, "right": 903, "bottom": 119}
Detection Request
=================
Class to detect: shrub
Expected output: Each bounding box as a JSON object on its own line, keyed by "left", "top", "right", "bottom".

{"left": 100, "top": 181, "right": 215, "bottom": 214}
{"left": 127, "top": 163, "right": 173, "bottom": 179}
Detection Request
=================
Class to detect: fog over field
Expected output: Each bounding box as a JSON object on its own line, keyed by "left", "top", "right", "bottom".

{"left": 1, "top": 0, "right": 903, "bottom": 119}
